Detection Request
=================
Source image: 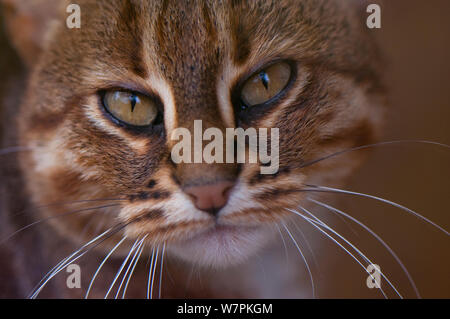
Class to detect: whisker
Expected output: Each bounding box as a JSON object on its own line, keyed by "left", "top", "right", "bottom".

{"left": 299, "top": 140, "right": 450, "bottom": 169}
{"left": 289, "top": 208, "right": 388, "bottom": 298}
{"left": 114, "top": 237, "right": 146, "bottom": 299}
{"left": 299, "top": 206, "right": 403, "bottom": 298}
{"left": 321, "top": 207, "right": 360, "bottom": 238}
{"left": 1, "top": 203, "right": 121, "bottom": 245}
{"left": 275, "top": 224, "right": 290, "bottom": 264}
{"left": 30, "top": 214, "right": 140, "bottom": 298}
{"left": 289, "top": 220, "right": 320, "bottom": 272}
{"left": 30, "top": 228, "right": 114, "bottom": 298}
{"left": 308, "top": 198, "right": 421, "bottom": 298}
{"left": 292, "top": 206, "right": 402, "bottom": 298}
{"left": 35, "top": 198, "right": 126, "bottom": 209}
{"left": 305, "top": 184, "right": 449, "bottom": 236}
{"left": 282, "top": 223, "right": 315, "bottom": 298}
{"left": 104, "top": 237, "right": 141, "bottom": 299}
{"left": 79, "top": 210, "right": 108, "bottom": 239}
{"left": 121, "top": 235, "right": 148, "bottom": 299}
{"left": 147, "top": 247, "right": 156, "bottom": 299}
{"left": 150, "top": 246, "right": 160, "bottom": 299}
{"left": 158, "top": 243, "right": 166, "bottom": 299}
{"left": 8, "top": 197, "right": 126, "bottom": 224}
{"left": 30, "top": 225, "right": 119, "bottom": 299}
{"left": 0, "top": 146, "right": 34, "bottom": 156}
{"left": 85, "top": 236, "right": 128, "bottom": 299}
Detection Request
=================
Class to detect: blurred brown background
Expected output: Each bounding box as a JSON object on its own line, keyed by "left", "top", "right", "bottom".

{"left": 315, "top": 0, "right": 450, "bottom": 298}
{"left": 0, "top": 1, "right": 448, "bottom": 298}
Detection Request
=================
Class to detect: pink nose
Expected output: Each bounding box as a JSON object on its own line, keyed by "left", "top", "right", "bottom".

{"left": 184, "top": 181, "right": 235, "bottom": 216}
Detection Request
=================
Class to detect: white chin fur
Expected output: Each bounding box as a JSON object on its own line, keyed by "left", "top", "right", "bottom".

{"left": 167, "top": 225, "right": 274, "bottom": 268}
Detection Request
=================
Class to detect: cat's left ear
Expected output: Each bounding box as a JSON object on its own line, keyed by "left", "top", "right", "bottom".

{"left": 1, "top": 0, "right": 68, "bottom": 68}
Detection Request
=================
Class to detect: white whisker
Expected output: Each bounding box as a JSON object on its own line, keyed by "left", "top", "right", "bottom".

{"left": 85, "top": 236, "right": 127, "bottom": 299}
{"left": 282, "top": 223, "right": 315, "bottom": 298}
{"left": 305, "top": 185, "right": 449, "bottom": 235}
{"left": 3, "top": 203, "right": 120, "bottom": 246}
{"left": 0, "top": 146, "right": 34, "bottom": 156}
{"left": 309, "top": 198, "right": 421, "bottom": 298}
{"left": 114, "top": 236, "right": 146, "bottom": 299}
{"left": 147, "top": 247, "right": 156, "bottom": 299}
{"left": 290, "top": 220, "right": 320, "bottom": 271}
{"left": 292, "top": 206, "right": 401, "bottom": 298}
{"left": 150, "top": 246, "right": 160, "bottom": 299}
{"left": 122, "top": 235, "right": 147, "bottom": 299}
{"left": 299, "top": 140, "right": 450, "bottom": 169}
{"left": 288, "top": 208, "right": 389, "bottom": 298}
{"left": 298, "top": 206, "right": 403, "bottom": 298}
{"left": 30, "top": 227, "right": 114, "bottom": 299}
{"left": 158, "top": 243, "right": 166, "bottom": 299}
{"left": 104, "top": 237, "right": 141, "bottom": 299}
{"left": 275, "top": 224, "right": 290, "bottom": 264}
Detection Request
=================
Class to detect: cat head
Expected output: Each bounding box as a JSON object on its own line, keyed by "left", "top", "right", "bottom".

{"left": 4, "top": 0, "right": 384, "bottom": 267}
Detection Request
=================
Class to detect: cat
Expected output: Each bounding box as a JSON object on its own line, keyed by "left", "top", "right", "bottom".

{"left": 2, "top": 0, "right": 437, "bottom": 299}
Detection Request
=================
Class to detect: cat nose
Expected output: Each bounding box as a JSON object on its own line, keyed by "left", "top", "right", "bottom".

{"left": 184, "top": 181, "right": 235, "bottom": 216}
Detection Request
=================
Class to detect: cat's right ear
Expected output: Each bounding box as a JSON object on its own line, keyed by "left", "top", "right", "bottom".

{"left": 1, "top": 0, "right": 68, "bottom": 68}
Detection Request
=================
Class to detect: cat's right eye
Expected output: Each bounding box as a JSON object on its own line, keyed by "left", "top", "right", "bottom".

{"left": 102, "top": 91, "right": 158, "bottom": 127}
{"left": 239, "top": 61, "right": 292, "bottom": 108}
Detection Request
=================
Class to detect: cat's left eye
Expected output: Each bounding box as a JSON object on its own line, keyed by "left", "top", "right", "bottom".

{"left": 102, "top": 91, "right": 158, "bottom": 127}
{"left": 239, "top": 61, "right": 292, "bottom": 108}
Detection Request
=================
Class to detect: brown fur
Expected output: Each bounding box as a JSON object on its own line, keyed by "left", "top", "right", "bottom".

{"left": 1, "top": 0, "right": 384, "bottom": 298}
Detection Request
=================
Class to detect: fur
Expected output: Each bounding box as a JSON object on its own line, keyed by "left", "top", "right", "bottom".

{"left": 1, "top": 0, "right": 384, "bottom": 298}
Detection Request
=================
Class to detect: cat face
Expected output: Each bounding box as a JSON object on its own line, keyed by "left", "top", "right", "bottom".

{"left": 15, "top": 0, "right": 384, "bottom": 267}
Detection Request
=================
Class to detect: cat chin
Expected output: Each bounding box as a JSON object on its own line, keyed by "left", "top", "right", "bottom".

{"left": 167, "top": 224, "right": 274, "bottom": 268}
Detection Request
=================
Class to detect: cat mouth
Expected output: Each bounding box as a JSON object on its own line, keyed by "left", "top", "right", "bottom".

{"left": 168, "top": 223, "right": 271, "bottom": 267}
{"left": 185, "top": 224, "right": 257, "bottom": 242}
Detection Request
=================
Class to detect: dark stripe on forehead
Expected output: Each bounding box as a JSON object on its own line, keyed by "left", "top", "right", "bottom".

{"left": 155, "top": 2, "right": 221, "bottom": 76}
{"left": 115, "top": 0, "right": 148, "bottom": 78}
{"left": 202, "top": 2, "right": 218, "bottom": 44}
{"left": 229, "top": 6, "right": 251, "bottom": 65}
{"left": 154, "top": 2, "right": 224, "bottom": 124}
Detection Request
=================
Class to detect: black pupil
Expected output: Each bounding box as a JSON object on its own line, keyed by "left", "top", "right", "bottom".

{"left": 238, "top": 69, "right": 271, "bottom": 111}
{"left": 259, "top": 71, "right": 269, "bottom": 90}
{"left": 130, "top": 94, "right": 137, "bottom": 112}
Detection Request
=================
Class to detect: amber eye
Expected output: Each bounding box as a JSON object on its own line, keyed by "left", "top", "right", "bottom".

{"left": 240, "top": 62, "right": 292, "bottom": 107}
{"left": 103, "top": 91, "right": 158, "bottom": 126}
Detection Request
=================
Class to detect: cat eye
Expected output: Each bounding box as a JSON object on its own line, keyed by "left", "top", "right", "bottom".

{"left": 240, "top": 61, "right": 292, "bottom": 108}
{"left": 102, "top": 91, "right": 158, "bottom": 127}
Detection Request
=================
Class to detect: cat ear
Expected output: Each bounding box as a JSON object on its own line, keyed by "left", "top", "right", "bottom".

{"left": 1, "top": 0, "right": 68, "bottom": 67}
